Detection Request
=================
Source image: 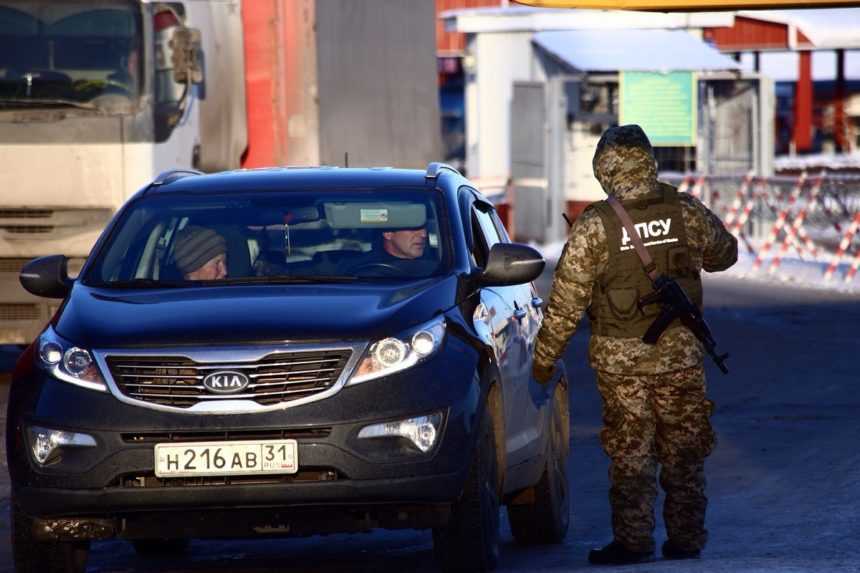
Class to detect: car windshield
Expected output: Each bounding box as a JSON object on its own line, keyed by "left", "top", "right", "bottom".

{"left": 0, "top": 0, "right": 141, "bottom": 112}
{"left": 85, "top": 189, "right": 452, "bottom": 286}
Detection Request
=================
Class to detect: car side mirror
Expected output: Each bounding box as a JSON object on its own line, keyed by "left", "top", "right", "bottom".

{"left": 480, "top": 243, "right": 545, "bottom": 286}
{"left": 20, "top": 255, "right": 72, "bottom": 299}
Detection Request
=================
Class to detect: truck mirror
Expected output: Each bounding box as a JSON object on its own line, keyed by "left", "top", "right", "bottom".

{"left": 20, "top": 255, "right": 72, "bottom": 299}
{"left": 170, "top": 27, "right": 204, "bottom": 85}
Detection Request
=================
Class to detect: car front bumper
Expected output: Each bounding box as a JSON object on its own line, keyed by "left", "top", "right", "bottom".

{"left": 7, "top": 335, "right": 487, "bottom": 538}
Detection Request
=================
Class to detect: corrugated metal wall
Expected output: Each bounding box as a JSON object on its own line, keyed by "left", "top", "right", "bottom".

{"left": 702, "top": 16, "right": 813, "bottom": 52}
{"left": 197, "top": 0, "right": 248, "bottom": 171}
{"left": 316, "top": 0, "right": 441, "bottom": 168}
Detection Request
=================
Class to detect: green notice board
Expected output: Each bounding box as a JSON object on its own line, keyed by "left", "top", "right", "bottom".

{"left": 619, "top": 71, "right": 697, "bottom": 147}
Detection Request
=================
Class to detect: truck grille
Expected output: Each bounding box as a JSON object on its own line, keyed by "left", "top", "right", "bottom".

{"left": 0, "top": 258, "right": 31, "bottom": 273}
{"left": 0, "top": 303, "right": 41, "bottom": 321}
{"left": 106, "top": 350, "right": 353, "bottom": 409}
{"left": 0, "top": 209, "right": 53, "bottom": 219}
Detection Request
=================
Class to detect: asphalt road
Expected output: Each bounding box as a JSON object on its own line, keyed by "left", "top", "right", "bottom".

{"left": 1, "top": 272, "right": 859, "bottom": 572}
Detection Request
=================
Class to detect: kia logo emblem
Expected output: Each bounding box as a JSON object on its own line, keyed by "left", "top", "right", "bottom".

{"left": 202, "top": 371, "right": 250, "bottom": 394}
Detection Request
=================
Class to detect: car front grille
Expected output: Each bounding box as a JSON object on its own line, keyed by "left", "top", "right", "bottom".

{"left": 115, "top": 468, "right": 340, "bottom": 489}
{"left": 121, "top": 427, "right": 332, "bottom": 443}
{"left": 106, "top": 350, "right": 353, "bottom": 409}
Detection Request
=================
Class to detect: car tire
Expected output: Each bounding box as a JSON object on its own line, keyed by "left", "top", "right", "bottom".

{"left": 433, "top": 397, "right": 500, "bottom": 572}
{"left": 508, "top": 381, "right": 570, "bottom": 545}
{"left": 11, "top": 503, "right": 89, "bottom": 573}
{"left": 133, "top": 538, "right": 190, "bottom": 556}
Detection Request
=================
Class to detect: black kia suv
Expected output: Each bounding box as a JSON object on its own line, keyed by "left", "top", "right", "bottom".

{"left": 7, "top": 164, "right": 570, "bottom": 573}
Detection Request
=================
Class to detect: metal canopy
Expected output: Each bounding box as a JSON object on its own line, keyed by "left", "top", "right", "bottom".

{"left": 532, "top": 29, "right": 742, "bottom": 72}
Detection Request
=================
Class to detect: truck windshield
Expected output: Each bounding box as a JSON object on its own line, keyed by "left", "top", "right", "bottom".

{"left": 85, "top": 190, "right": 452, "bottom": 286}
{"left": 0, "top": 1, "right": 141, "bottom": 112}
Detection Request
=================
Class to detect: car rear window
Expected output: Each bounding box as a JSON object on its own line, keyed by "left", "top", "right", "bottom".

{"left": 84, "top": 188, "right": 451, "bottom": 287}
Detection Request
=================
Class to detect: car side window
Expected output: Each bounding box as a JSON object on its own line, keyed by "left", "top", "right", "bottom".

{"left": 490, "top": 210, "right": 511, "bottom": 243}
{"left": 472, "top": 205, "right": 501, "bottom": 268}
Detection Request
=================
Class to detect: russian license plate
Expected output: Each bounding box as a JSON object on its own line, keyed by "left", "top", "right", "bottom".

{"left": 154, "top": 439, "right": 298, "bottom": 478}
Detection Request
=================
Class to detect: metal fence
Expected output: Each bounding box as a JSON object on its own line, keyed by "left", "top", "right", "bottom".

{"left": 661, "top": 172, "right": 860, "bottom": 284}
{"left": 480, "top": 170, "right": 860, "bottom": 285}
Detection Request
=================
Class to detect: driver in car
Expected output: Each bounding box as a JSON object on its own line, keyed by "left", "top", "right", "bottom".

{"left": 173, "top": 226, "right": 228, "bottom": 280}
{"left": 382, "top": 226, "right": 428, "bottom": 260}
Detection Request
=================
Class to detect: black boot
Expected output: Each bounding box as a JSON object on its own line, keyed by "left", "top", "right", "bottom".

{"left": 662, "top": 539, "right": 701, "bottom": 560}
{"left": 588, "top": 541, "right": 654, "bottom": 565}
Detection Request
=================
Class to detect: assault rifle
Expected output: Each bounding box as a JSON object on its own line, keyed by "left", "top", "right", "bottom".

{"left": 638, "top": 275, "right": 729, "bottom": 374}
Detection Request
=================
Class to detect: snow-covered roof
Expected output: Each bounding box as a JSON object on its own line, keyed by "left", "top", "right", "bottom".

{"left": 442, "top": 6, "right": 860, "bottom": 51}
{"left": 738, "top": 9, "right": 860, "bottom": 50}
{"left": 442, "top": 6, "right": 733, "bottom": 34}
{"left": 533, "top": 29, "right": 741, "bottom": 73}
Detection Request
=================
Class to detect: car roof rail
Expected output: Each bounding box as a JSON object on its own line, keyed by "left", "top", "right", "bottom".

{"left": 425, "top": 162, "right": 461, "bottom": 180}
{"left": 149, "top": 169, "right": 205, "bottom": 187}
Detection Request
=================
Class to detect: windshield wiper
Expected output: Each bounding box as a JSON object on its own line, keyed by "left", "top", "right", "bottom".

{"left": 0, "top": 97, "right": 97, "bottom": 111}
{"left": 100, "top": 279, "right": 186, "bottom": 289}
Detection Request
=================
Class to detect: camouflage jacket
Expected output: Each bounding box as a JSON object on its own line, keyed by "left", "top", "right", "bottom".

{"left": 533, "top": 125, "right": 738, "bottom": 376}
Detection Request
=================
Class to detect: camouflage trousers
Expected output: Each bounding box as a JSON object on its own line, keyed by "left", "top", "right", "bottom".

{"left": 596, "top": 365, "right": 715, "bottom": 553}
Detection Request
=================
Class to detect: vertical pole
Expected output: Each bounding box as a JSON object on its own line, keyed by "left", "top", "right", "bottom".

{"left": 793, "top": 50, "right": 813, "bottom": 153}
{"left": 754, "top": 51, "right": 760, "bottom": 73}
{"left": 835, "top": 48, "right": 846, "bottom": 153}
{"left": 752, "top": 80, "right": 760, "bottom": 174}
{"left": 546, "top": 77, "right": 565, "bottom": 244}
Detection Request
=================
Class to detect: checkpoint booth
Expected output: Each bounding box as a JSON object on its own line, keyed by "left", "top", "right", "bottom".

{"left": 443, "top": 7, "right": 775, "bottom": 243}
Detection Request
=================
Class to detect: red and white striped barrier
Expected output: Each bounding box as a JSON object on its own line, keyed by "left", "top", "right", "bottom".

{"left": 751, "top": 172, "right": 807, "bottom": 273}
{"left": 663, "top": 171, "right": 860, "bottom": 286}
{"left": 768, "top": 173, "right": 827, "bottom": 274}
{"left": 689, "top": 174, "right": 706, "bottom": 201}
{"left": 824, "top": 211, "right": 860, "bottom": 281}
{"left": 676, "top": 174, "right": 693, "bottom": 195}
{"left": 724, "top": 172, "right": 754, "bottom": 230}
{"left": 845, "top": 250, "right": 860, "bottom": 284}
{"left": 729, "top": 177, "right": 763, "bottom": 238}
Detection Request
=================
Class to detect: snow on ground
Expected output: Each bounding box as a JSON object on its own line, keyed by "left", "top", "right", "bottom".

{"left": 774, "top": 151, "right": 860, "bottom": 172}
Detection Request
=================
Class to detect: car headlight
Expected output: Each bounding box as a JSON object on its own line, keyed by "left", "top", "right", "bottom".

{"left": 348, "top": 317, "right": 446, "bottom": 385}
{"left": 36, "top": 326, "right": 108, "bottom": 393}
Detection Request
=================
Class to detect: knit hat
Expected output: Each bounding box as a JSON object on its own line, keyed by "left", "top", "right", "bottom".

{"left": 173, "top": 226, "right": 226, "bottom": 275}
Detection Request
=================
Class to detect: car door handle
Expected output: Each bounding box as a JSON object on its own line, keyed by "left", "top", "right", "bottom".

{"left": 514, "top": 307, "right": 527, "bottom": 321}
{"left": 531, "top": 296, "right": 543, "bottom": 308}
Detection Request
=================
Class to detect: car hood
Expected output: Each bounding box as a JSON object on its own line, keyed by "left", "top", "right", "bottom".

{"left": 55, "top": 276, "right": 459, "bottom": 348}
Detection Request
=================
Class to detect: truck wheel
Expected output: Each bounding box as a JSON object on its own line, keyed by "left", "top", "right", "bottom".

{"left": 11, "top": 504, "right": 89, "bottom": 573}
{"left": 133, "top": 538, "right": 190, "bottom": 556}
{"left": 433, "top": 399, "right": 500, "bottom": 572}
{"left": 508, "top": 382, "right": 570, "bottom": 545}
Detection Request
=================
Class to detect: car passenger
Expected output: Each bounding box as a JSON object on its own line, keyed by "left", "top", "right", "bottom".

{"left": 173, "top": 226, "right": 228, "bottom": 280}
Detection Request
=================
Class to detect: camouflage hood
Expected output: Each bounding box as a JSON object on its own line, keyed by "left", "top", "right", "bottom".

{"left": 592, "top": 124, "right": 658, "bottom": 201}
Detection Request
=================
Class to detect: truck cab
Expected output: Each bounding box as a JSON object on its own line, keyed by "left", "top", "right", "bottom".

{"left": 0, "top": 0, "right": 246, "bottom": 342}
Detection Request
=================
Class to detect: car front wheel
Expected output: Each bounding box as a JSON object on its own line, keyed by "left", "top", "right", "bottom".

{"left": 11, "top": 503, "right": 89, "bottom": 573}
{"left": 433, "top": 395, "right": 500, "bottom": 572}
{"left": 508, "top": 381, "right": 570, "bottom": 545}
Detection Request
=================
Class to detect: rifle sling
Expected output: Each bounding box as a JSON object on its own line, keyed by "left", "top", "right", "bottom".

{"left": 606, "top": 196, "right": 659, "bottom": 282}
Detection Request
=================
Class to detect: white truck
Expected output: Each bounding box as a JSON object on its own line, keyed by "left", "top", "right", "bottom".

{"left": 0, "top": 0, "right": 441, "bottom": 343}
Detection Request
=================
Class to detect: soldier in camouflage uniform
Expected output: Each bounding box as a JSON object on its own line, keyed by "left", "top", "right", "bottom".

{"left": 532, "top": 125, "right": 737, "bottom": 565}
